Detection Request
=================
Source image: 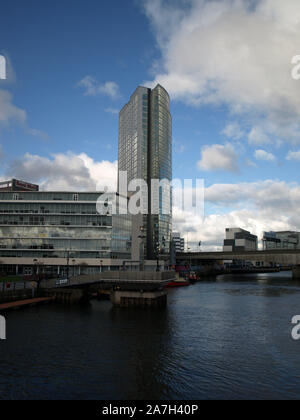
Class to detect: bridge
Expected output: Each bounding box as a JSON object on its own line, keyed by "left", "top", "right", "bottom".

{"left": 177, "top": 249, "right": 300, "bottom": 278}
{"left": 177, "top": 249, "right": 300, "bottom": 265}
{"left": 42, "top": 271, "right": 176, "bottom": 307}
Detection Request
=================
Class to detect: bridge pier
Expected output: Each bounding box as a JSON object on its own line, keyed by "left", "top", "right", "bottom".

{"left": 110, "top": 290, "right": 167, "bottom": 308}
{"left": 45, "top": 288, "right": 86, "bottom": 304}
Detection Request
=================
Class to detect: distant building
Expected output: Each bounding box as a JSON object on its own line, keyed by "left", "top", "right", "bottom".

{"left": 263, "top": 231, "right": 300, "bottom": 250}
{"left": 172, "top": 232, "right": 185, "bottom": 253}
{"left": 0, "top": 179, "right": 39, "bottom": 192}
{"left": 223, "top": 228, "right": 258, "bottom": 252}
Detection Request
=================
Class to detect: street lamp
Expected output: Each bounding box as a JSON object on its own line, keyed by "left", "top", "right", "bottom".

{"left": 72, "top": 259, "right": 76, "bottom": 277}
{"left": 65, "top": 250, "right": 70, "bottom": 279}
{"left": 156, "top": 236, "right": 166, "bottom": 272}
{"left": 156, "top": 241, "right": 160, "bottom": 272}
{"left": 33, "top": 258, "right": 38, "bottom": 279}
{"left": 138, "top": 226, "right": 146, "bottom": 272}
{"left": 188, "top": 247, "right": 192, "bottom": 270}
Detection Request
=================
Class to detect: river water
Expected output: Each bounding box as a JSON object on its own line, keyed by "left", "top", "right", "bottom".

{"left": 1, "top": 271, "right": 300, "bottom": 400}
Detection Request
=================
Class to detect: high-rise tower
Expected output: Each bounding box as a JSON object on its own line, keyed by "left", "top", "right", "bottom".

{"left": 118, "top": 84, "right": 172, "bottom": 260}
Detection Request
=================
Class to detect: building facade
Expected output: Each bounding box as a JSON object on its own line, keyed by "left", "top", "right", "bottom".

{"left": 0, "top": 189, "right": 135, "bottom": 277}
{"left": 223, "top": 228, "right": 258, "bottom": 252}
{"left": 172, "top": 232, "right": 185, "bottom": 253}
{"left": 0, "top": 179, "right": 39, "bottom": 192}
{"left": 118, "top": 84, "right": 172, "bottom": 261}
{"left": 263, "top": 231, "right": 300, "bottom": 250}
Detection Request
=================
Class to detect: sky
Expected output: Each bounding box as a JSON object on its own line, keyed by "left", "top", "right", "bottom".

{"left": 1, "top": 0, "right": 300, "bottom": 250}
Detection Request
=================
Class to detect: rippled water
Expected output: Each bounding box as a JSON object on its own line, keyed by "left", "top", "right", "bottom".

{"left": 1, "top": 271, "right": 300, "bottom": 400}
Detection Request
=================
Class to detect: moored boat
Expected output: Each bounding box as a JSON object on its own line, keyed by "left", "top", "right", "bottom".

{"left": 164, "top": 279, "right": 190, "bottom": 288}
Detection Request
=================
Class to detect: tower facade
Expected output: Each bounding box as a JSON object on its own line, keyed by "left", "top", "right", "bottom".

{"left": 118, "top": 84, "right": 172, "bottom": 260}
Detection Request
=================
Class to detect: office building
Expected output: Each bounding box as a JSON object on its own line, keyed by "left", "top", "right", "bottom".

{"left": 0, "top": 187, "right": 135, "bottom": 277}
{"left": 118, "top": 84, "right": 172, "bottom": 260}
{"left": 0, "top": 179, "right": 39, "bottom": 192}
{"left": 172, "top": 232, "right": 185, "bottom": 253}
{"left": 263, "top": 231, "right": 300, "bottom": 250}
{"left": 223, "top": 228, "right": 258, "bottom": 252}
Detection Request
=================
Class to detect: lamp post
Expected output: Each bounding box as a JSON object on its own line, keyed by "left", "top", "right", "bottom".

{"left": 188, "top": 247, "right": 192, "bottom": 270}
{"left": 33, "top": 258, "right": 43, "bottom": 295}
{"left": 156, "top": 241, "right": 160, "bottom": 272}
{"left": 156, "top": 236, "right": 166, "bottom": 272}
{"left": 66, "top": 250, "right": 70, "bottom": 279}
{"left": 33, "top": 258, "right": 38, "bottom": 280}
{"left": 138, "top": 226, "right": 146, "bottom": 272}
{"left": 72, "top": 259, "right": 76, "bottom": 277}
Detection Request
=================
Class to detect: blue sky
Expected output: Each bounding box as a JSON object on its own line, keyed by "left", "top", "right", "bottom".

{"left": 1, "top": 0, "right": 300, "bottom": 249}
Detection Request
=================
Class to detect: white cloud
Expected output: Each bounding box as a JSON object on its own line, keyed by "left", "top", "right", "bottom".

{"left": 174, "top": 180, "right": 300, "bottom": 250}
{"left": 248, "top": 126, "right": 272, "bottom": 146}
{"left": 286, "top": 150, "right": 300, "bottom": 161}
{"left": 245, "top": 158, "right": 257, "bottom": 168}
{"left": 105, "top": 108, "right": 119, "bottom": 115}
{"left": 0, "top": 89, "right": 48, "bottom": 141}
{"left": 0, "top": 90, "right": 26, "bottom": 126}
{"left": 254, "top": 149, "right": 276, "bottom": 161}
{"left": 27, "top": 128, "right": 49, "bottom": 141}
{"left": 197, "top": 143, "right": 239, "bottom": 172}
{"left": 143, "top": 0, "right": 300, "bottom": 144}
{"left": 77, "top": 76, "right": 120, "bottom": 99}
{"left": 6, "top": 152, "right": 118, "bottom": 192}
{"left": 222, "top": 122, "right": 244, "bottom": 140}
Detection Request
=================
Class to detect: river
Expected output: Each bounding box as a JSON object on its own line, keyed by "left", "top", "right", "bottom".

{"left": 1, "top": 271, "right": 300, "bottom": 400}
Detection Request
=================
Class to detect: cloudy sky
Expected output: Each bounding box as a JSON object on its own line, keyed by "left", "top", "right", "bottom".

{"left": 1, "top": 0, "right": 300, "bottom": 250}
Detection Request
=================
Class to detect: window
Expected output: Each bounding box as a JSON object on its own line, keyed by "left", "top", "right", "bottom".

{"left": 73, "top": 194, "right": 79, "bottom": 201}
{"left": 13, "top": 193, "right": 19, "bottom": 201}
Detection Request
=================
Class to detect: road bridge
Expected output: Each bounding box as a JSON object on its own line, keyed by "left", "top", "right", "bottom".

{"left": 177, "top": 249, "right": 300, "bottom": 266}
{"left": 42, "top": 271, "right": 176, "bottom": 307}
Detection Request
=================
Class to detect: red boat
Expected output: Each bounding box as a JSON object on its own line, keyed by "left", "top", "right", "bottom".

{"left": 164, "top": 279, "right": 190, "bottom": 288}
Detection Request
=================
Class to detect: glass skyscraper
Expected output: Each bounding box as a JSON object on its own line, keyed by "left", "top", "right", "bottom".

{"left": 118, "top": 84, "right": 172, "bottom": 260}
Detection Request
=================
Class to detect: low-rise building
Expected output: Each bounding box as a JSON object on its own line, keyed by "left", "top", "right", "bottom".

{"left": 172, "top": 232, "right": 185, "bottom": 253}
{"left": 0, "top": 188, "right": 134, "bottom": 277}
{"left": 223, "top": 228, "right": 258, "bottom": 252}
{"left": 0, "top": 181, "right": 167, "bottom": 277}
{"left": 263, "top": 231, "right": 300, "bottom": 250}
{"left": 0, "top": 179, "right": 39, "bottom": 192}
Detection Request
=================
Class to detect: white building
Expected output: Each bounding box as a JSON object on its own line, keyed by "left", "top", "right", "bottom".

{"left": 223, "top": 228, "right": 258, "bottom": 252}
{"left": 172, "top": 232, "right": 185, "bottom": 253}
{"left": 263, "top": 231, "right": 300, "bottom": 250}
